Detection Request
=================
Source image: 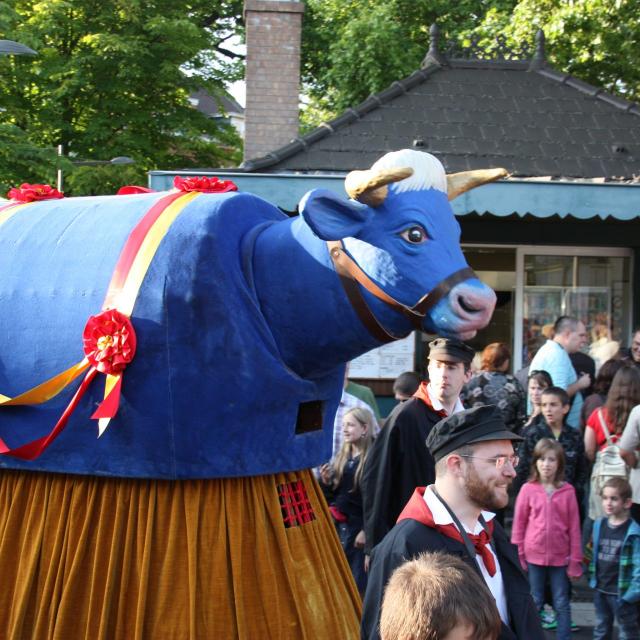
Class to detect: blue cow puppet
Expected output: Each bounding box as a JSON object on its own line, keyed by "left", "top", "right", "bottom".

{"left": 0, "top": 150, "right": 502, "bottom": 639}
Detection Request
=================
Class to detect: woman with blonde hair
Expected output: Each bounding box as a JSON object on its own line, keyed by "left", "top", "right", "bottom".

{"left": 320, "top": 406, "right": 374, "bottom": 594}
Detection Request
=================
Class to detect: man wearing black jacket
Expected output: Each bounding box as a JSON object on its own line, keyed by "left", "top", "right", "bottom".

{"left": 361, "top": 338, "right": 474, "bottom": 556}
{"left": 361, "top": 406, "right": 544, "bottom": 640}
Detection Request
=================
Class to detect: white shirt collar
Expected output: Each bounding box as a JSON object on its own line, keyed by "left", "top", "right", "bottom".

{"left": 426, "top": 384, "right": 465, "bottom": 415}
{"left": 423, "top": 485, "right": 495, "bottom": 534}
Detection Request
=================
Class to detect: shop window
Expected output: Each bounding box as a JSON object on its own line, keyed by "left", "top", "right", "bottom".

{"left": 522, "top": 254, "right": 631, "bottom": 369}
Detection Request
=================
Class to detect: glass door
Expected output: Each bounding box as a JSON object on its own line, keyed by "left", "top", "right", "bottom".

{"left": 514, "top": 248, "right": 632, "bottom": 371}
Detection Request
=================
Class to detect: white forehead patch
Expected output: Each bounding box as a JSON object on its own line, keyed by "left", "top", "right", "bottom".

{"left": 370, "top": 149, "right": 447, "bottom": 195}
{"left": 343, "top": 237, "right": 399, "bottom": 286}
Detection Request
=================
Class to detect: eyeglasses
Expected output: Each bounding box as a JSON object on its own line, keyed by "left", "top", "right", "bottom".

{"left": 458, "top": 454, "right": 519, "bottom": 469}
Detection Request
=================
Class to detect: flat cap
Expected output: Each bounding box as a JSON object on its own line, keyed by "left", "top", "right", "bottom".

{"left": 426, "top": 405, "right": 523, "bottom": 461}
{"left": 428, "top": 337, "right": 475, "bottom": 364}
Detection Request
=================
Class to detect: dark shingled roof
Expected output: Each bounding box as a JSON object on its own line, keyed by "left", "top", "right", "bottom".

{"left": 242, "top": 30, "right": 640, "bottom": 180}
{"left": 190, "top": 89, "right": 244, "bottom": 118}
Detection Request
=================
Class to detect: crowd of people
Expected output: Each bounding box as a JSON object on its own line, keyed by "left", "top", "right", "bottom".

{"left": 318, "top": 316, "right": 640, "bottom": 639}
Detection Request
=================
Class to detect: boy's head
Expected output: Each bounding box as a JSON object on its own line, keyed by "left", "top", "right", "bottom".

{"left": 540, "top": 386, "right": 570, "bottom": 428}
{"left": 601, "top": 477, "right": 633, "bottom": 519}
{"left": 393, "top": 371, "right": 421, "bottom": 401}
{"left": 380, "top": 551, "right": 501, "bottom": 640}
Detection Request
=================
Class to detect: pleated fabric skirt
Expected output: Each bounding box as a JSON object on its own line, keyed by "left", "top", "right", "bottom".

{"left": 0, "top": 468, "right": 361, "bottom": 639}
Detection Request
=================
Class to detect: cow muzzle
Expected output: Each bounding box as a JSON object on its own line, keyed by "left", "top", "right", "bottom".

{"left": 432, "top": 280, "right": 497, "bottom": 340}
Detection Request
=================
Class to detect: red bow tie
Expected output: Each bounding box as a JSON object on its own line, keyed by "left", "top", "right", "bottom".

{"left": 436, "top": 522, "right": 496, "bottom": 576}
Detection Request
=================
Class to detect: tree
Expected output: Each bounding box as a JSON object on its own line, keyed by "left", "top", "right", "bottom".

{"left": 300, "top": 0, "right": 639, "bottom": 129}
{"left": 301, "top": 0, "right": 517, "bottom": 124}
{"left": 0, "top": 123, "right": 64, "bottom": 189}
{"left": 461, "top": 0, "right": 640, "bottom": 103}
{"left": 0, "top": 0, "right": 244, "bottom": 195}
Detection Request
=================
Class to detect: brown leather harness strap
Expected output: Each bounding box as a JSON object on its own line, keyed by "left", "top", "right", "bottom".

{"left": 411, "top": 265, "right": 476, "bottom": 314}
{"left": 327, "top": 240, "right": 477, "bottom": 341}
{"left": 334, "top": 269, "right": 401, "bottom": 343}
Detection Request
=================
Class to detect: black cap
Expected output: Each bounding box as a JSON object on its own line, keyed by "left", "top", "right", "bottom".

{"left": 426, "top": 405, "right": 523, "bottom": 461}
{"left": 428, "top": 337, "right": 475, "bottom": 364}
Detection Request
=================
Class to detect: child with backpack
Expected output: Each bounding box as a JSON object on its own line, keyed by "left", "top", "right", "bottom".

{"left": 584, "top": 366, "right": 640, "bottom": 519}
{"left": 588, "top": 477, "right": 640, "bottom": 639}
{"left": 512, "top": 438, "right": 582, "bottom": 640}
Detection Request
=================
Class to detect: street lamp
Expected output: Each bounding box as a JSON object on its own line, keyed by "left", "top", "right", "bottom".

{"left": 71, "top": 156, "right": 135, "bottom": 167}
{"left": 56, "top": 149, "right": 135, "bottom": 191}
{"left": 0, "top": 40, "right": 37, "bottom": 56}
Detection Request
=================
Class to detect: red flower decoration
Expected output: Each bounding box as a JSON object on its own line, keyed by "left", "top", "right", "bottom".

{"left": 83, "top": 309, "right": 137, "bottom": 375}
{"left": 116, "top": 185, "right": 156, "bottom": 195}
{"left": 173, "top": 175, "right": 237, "bottom": 193}
{"left": 7, "top": 183, "right": 64, "bottom": 202}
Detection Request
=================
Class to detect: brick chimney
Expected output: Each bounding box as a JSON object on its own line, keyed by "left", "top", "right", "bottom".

{"left": 243, "top": 0, "right": 304, "bottom": 163}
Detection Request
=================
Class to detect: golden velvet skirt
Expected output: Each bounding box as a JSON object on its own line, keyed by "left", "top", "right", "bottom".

{"left": 0, "top": 469, "right": 361, "bottom": 639}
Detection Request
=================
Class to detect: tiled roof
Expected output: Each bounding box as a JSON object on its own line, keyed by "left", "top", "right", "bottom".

{"left": 190, "top": 89, "right": 244, "bottom": 118}
{"left": 242, "top": 32, "right": 639, "bottom": 180}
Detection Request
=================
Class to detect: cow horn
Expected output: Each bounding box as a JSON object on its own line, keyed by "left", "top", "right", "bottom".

{"left": 345, "top": 167, "right": 414, "bottom": 207}
{"left": 447, "top": 168, "right": 509, "bottom": 201}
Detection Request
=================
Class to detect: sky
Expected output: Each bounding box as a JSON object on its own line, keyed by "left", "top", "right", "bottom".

{"left": 229, "top": 80, "right": 246, "bottom": 108}
{"left": 226, "top": 37, "right": 246, "bottom": 108}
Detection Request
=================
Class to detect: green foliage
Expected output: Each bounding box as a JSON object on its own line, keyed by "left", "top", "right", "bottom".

{"left": 0, "top": 0, "right": 243, "bottom": 195}
{"left": 302, "top": 0, "right": 518, "bottom": 116}
{"left": 0, "top": 123, "right": 61, "bottom": 190}
{"left": 302, "top": 0, "right": 639, "bottom": 126}
{"left": 464, "top": 0, "right": 640, "bottom": 102}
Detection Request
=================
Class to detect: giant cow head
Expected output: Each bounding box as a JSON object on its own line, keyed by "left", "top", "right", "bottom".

{"left": 300, "top": 150, "right": 503, "bottom": 340}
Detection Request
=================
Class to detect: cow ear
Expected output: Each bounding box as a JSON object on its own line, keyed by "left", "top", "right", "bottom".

{"left": 299, "top": 189, "right": 372, "bottom": 240}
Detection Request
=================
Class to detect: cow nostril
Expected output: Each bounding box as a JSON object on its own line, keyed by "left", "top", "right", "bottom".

{"left": 458, "top": 296, "right": 480, "bottom": 314}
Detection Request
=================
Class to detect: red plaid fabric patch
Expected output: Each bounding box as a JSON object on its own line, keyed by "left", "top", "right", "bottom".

{"left": 277, "top": 480, "right": 316, "bottom": 528}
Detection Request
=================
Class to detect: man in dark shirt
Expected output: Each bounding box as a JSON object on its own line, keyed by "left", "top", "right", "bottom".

{"left": 361, "top": 338, "right": 474, "bottom": 556}
{"left": 362, "top": 406, "right": 544, "bottom": 640}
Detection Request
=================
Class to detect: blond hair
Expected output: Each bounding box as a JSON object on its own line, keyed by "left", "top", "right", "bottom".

{"left": 332, "top": 407, "right": 374, "bottom": 490}
{"left": 380, "top": 552, "right": 501, "bottom": 640}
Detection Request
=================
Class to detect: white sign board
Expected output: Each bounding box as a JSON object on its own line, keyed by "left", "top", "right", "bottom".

{"left": 349, "top": 332, "right": 416, "bottom": 379}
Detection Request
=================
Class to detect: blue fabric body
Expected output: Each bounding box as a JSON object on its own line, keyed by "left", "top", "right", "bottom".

{"left": 0, "top": 192, "right": 342, "bottom": 479}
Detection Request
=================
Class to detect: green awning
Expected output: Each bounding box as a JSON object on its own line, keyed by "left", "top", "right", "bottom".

{"left": 149, "top": 171, "right": 640, "bottom": 220}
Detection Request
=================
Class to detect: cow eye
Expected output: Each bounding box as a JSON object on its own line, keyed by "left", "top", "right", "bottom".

{"left": 400, "top": 226, "right": 427, "bottom": 244}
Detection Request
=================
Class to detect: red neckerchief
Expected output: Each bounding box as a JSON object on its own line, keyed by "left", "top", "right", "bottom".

{"left": 397, "top": 487, "right": 497, "bottom": 577}
{"left": 413, "top": 382, "right": 447, "bottom": 417}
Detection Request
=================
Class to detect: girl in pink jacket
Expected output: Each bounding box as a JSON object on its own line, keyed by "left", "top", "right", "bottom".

{"left": 512, "top": 438, "right": 583, "bottom": 640}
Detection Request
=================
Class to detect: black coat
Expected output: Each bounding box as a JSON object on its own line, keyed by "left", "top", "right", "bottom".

{"left": 361, "top": 398, "right": 444, "bottom": 553}
{"left": 361, "top": 517, "right": 544, "bottom": 640}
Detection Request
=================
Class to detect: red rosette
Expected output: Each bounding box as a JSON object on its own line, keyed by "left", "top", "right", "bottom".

{"left": 7, "top": 183, "right": 64, "bottom": 202}
{"left": 116, "top": 185, "right": 156, "bottom": 195}
{"left": 83, "top": 309, "right": 137, "bottom": 375}
{"left": 173, "top": 175, "right": 238, "bottom": 193}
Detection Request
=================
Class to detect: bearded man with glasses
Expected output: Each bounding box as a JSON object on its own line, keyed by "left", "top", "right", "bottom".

{"left": 362, "top": 405, "right": 544, "bottom": 640}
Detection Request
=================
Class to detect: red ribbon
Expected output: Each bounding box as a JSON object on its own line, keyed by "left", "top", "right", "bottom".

{"left": 0, "top": 369, "right": 98, "bottom": 460}
{"left": 0, "top": 191, "right": 185, "bottom": 459}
